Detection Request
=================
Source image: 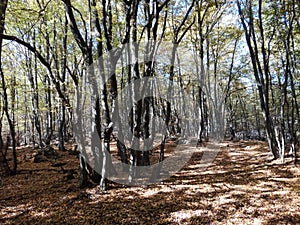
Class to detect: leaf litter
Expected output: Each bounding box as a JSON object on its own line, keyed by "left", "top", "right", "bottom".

{"left": 0, "top": 141, "right": 300, "bottom": 224}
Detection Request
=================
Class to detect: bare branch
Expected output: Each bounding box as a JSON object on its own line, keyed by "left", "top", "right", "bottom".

{"left": 0, "top": 34, "right": 70, "bottom": 107}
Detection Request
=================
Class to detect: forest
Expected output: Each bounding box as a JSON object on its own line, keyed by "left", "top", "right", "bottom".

{"left": 0, "top": 0, "right": 300, "bottom": 224}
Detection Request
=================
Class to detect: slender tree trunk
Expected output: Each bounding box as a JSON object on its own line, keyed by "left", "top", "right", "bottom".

{"left": 237, "top": 0, "right": 280, "bottom": 159}
{"left": 44, "top": 76, "right": 53, "bottom": 146}
{"left": 58, "top": 16, "right": 68, "bottom": 152}
{"left": 26, "top": 30, "right": 44, "bottom": 149}
{"left": 0, "top": 0, "right": 17, "bottom": 175}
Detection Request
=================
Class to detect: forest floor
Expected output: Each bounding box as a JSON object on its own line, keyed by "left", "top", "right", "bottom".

{"left": 1, "top": 140, "right": 300, "bottom": 225}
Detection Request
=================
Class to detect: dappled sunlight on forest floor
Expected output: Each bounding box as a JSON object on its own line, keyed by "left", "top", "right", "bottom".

{"left": 1, "top": 141, "right": 300, "bottom": 224}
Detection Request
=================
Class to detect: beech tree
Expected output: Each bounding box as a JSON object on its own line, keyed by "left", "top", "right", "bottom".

{"left": 237, "top": 0, "right": 299, "bottom": 160}
{"left": 0, "top": 0, "right": 299, "bottom": 186}
{"left": 0, "top": 0, "right": 17, "bottom": 175}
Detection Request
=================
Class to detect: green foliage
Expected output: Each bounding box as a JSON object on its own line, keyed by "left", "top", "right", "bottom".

{"left": 0, "top": 0, "right": 298, "bottom": 149}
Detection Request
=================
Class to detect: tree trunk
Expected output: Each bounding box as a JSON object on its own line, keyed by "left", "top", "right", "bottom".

{"left": 0, "top": 0, "right": 17, "bottom": 175}
{"left": 237, "top": 0, "right": 280, "bottom": 159}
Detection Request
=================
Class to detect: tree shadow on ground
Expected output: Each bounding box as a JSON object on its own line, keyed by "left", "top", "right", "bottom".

{"left": 0, "top": 140, "right": 300, "bottom": 224}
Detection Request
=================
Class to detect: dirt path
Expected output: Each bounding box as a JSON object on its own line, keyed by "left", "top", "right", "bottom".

{"left": 1, "top": 141, "right": 300, "bottom": 224}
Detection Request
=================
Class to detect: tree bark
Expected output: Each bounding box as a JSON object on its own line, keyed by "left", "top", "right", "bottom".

{"left": 0, "top": 0, "right": 17, "bottom": 175}
{"left": 237, "top": 0, "right": 280, "bottom": 159}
